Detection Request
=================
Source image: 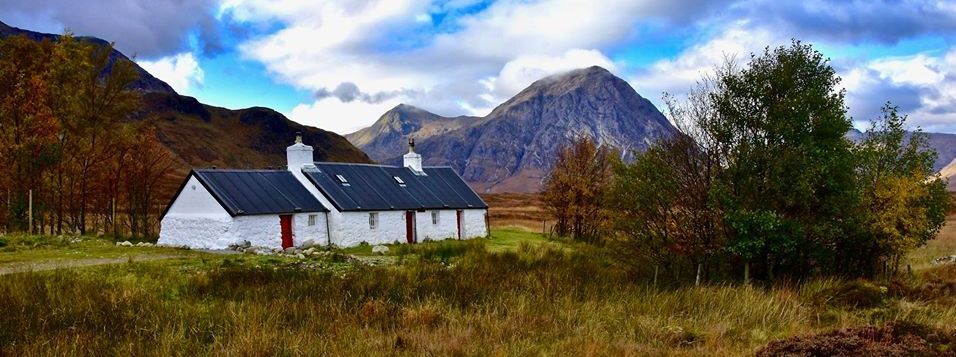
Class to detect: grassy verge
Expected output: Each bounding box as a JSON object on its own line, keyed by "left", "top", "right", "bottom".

{"left": 0, "top": 228, "right": 954, "bottom": 355}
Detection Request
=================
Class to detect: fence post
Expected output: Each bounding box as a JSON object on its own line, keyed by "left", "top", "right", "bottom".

{"left": 28, "top": 189, "right": 33, "bottom": 235}
{"left": 695, "top": 263, "right": 702, "bottom": 286}
{"left": 744, "top": 262, "right": 750, "bottom": 285}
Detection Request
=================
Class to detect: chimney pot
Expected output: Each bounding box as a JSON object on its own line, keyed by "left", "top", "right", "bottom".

{"left": 295, "top": 131, "right": 303, "bottom": 144}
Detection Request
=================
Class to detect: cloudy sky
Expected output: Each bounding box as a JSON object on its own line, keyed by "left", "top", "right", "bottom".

{"left": 4, "top": 0, "right": 956, "bottom": 134}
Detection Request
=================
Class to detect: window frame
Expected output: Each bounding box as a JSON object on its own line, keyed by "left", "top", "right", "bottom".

{"left": 369, "top": 212, "right": 378, "bottom": 230}
{"left": 431, "top": 211, "right": 439, "bottom": 225}
{"left": 308, "top": 214, "right": 317, "bottom": 226}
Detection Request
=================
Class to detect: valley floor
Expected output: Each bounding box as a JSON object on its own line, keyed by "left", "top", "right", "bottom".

{"left": 0, "top": 221, "right": 955, "bottom": 355}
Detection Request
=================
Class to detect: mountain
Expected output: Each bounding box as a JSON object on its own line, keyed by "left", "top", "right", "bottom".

{"left": 137, "top": 92, "right": 370, "bottom": 169}
{"left": 0, "top": 21, "right": 175, "bottom": 94}
{"left": 847, "top": 128, "right": 956, "bottom": 172}
{"left": 348, "top": 66, "right": 679, "bottom": 192}
{"left": 3, "top": 21, "right": 370, "bottom": 170}
{"left": 345, "top": 104, "right": 477, "bottom": 161}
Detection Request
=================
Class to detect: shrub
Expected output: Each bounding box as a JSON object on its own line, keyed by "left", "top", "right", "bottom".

{"left": 814, "top": 279, "right": 886, "bottom": 309}
{"left": 757, "top": 322, "right": 956, "bottom": 357}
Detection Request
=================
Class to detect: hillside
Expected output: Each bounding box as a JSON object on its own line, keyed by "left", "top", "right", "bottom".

{"left": 349, "top": 66, "right": 679, "bottom": 193}
{"left": 138, "top": 92, "right": 370, "bottom": 170}
{"left": 345, "top": 104, "right": 477, "bottom": 161}
{"left": 1, "top": 21, "right": 371, "bottom": 170}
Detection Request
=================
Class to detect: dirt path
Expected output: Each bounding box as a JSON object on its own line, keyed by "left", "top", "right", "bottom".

{"left": 0, "top": 254, "right": 186, "bottom": 275}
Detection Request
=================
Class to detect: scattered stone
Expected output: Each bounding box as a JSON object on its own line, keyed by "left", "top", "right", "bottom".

{"left": 135, "top": 242, "right": 154, "bottom": 247}
{"left": 933, "top": 255, "right": 956, "bottom": 265}
{"left": 296, "top": 253, "right": 305, "bottom": 259}
{"left": 372, "top": 245, "right": 390, "bottom": 254}
{"left": 116, "top": 241, "right": 133, "bottom": 247}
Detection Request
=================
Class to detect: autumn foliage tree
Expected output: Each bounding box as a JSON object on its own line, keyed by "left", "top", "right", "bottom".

{"left": 542, "top": 136, "right": 616, "bottom": 243}
{"left": 0, "top": 33, "right": 177, "bottom": 238}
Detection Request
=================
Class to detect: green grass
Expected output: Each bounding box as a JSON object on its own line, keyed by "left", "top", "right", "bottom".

{"left": 0, "top": 228, "right": 955, "bottom": 355}
{"left": 0, "top": 234, "right": 200, "bottom": 265}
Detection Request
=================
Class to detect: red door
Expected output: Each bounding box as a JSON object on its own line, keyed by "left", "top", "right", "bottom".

{"left": 456, "top": 209, "right": 463, "bottom": 240}
{"left": 280, "top": 215, "right": 293, "bottom": 249}
{"left": 405, "top": 211, "right": 416, "bottom": 244}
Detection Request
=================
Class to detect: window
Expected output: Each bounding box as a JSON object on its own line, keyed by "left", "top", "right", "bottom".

{"left": 336, "top": 174, "right": 350, "bottom": 186}
{"left": 432, "top": 211, "right": 439, "bottom": 225}
{"left": 393, "top": 176, "right": 407, "bottom": 187}
{"left": 369, "top": 212, "right": 378, "bottom": 230}
{"left": 308, "top": 214, "right": 317, "bottom": 226}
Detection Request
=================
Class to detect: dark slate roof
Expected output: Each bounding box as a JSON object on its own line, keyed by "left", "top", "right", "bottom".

{"left": 302, "top": 163, "right": 488, "bottom": 212}
{"left": 171, "top": 169, "right": 328, "bottom": 217}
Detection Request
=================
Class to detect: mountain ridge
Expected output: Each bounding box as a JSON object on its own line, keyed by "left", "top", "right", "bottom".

{"left": 348, "top": 66, "right": 679, "bottom": 193}
{"left": 3, "top": 22, "right": 371, "bottom": 172}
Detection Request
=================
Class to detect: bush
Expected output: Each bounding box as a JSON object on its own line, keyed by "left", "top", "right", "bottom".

{"left": 814, "top": 279, "right": 886, "bottom": 309}
{"left": 757, "top": 322, "right": 956, "bottom": 357}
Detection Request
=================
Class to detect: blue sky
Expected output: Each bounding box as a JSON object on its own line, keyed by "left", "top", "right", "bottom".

{"left": 3, "top": 0, "right": 956, "bottom": 134}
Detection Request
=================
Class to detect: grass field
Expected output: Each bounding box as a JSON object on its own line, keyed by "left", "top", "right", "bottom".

{"left": 1, "top": 223, "right": 955, "bottom": 355}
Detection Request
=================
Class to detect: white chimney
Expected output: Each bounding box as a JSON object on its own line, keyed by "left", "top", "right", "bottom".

{"left": 287, "top": 132, "right": 314, "bottom": 170}
{"left": 403, "top": 137, "right": 422, "bottom": 172}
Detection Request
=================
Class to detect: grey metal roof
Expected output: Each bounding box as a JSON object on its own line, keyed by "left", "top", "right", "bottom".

{"left": 188, "top": 169, "right": 328, "bottom": 216}
{"left": 303, "top": 163, "right": 488, "bottom": 212}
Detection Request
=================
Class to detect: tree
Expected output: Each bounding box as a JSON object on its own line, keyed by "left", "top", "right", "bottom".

{"left": 542, "top": 136, "right": 616, "bottom": 243}
{"left": 849, "top": 104, "right": 950, "bottom": 276}
{"left": 0, "top": 35, "right": 61, "bottom": 231}
{"left": 612, "top": 41, "right": 946, "bottom": 282}
{"left": 608, "top": 133, "right": 724, "bottom": 279}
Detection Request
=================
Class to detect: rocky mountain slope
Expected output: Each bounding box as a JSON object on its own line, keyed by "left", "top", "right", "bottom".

{"left": 348, "top": 66, "right": 679, "bottom": 192}
{"left": 2, "top": 21, "right": 370, "bottom": 170}
{"left": 345, "top": 104, "right": 477, "bottom": 161}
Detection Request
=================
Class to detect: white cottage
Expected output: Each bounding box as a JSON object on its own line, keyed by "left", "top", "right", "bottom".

{"left": 158, "top": 135, "right": 489, "bottom": 249}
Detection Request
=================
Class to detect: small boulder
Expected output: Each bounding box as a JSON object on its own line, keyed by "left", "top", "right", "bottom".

{"left": 372, "top": 245, "right": 389, "bottom": 254}
{"left": 116, "top": 241, "right": 133, "bottom": 247}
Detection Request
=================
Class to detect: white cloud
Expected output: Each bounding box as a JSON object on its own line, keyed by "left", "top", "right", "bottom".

{"left": 491, "top": 49, "right": 617, "bottom": 100}
{"left": 219, "top": 0, "right": 703, "bottom": 133}
{"left": 289, "top": 97, "right": 405, "bottom": 135}
{"left": 628, "top": 23, "right": 784, "bottom": 108}
{"left": 843, "top": 49, "right": 956, "bottom": 131}
{"left": 137, "top": 52, "right": 205, "bottom": 94}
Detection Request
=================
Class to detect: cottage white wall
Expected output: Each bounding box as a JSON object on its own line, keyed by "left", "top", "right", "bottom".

{"left": 294, "top": 212, "right": 328, "bottom": 247}
{"left": 232, "top": 215, "right": 282, "bottom": 248}
{"left": 159, "top": 216, "right": 234, "bottom": 249}
{"left": 462, "top": 209, "right": 489, "bottom": 239}
{"left": 416, "top": 210, "right": 459, "bottom": 241}
{"left": 159, "top": 175, "right": 236, "bottom": 248}
{"left": 164, "top": 176, "right": 231, "bottom": 217}
{"left": 332, "top": 211, "right": 405, "bottom": 247}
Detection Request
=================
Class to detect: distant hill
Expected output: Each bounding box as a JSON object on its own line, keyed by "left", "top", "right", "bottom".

{"left": 0, "top": 21, "right": 175, "bottom": 94}
{"left": 346, "top": 104, "right": 477, "bottom": 162}
{"left": 137, "top": 92, "right": 370, "bottom": 169}
{"left": 348, "top": 66, "right": 679, "bottom": 193}
{"left": 847, "top": 128, "right": 956, "bottom": 172}
{"left": 2, "top": 21, "right": 371, "bottom": 170}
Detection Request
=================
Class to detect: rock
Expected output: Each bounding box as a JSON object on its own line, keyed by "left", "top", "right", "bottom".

{"left": 296, "top": 253, "right": 305, "bottom": 259}
{"left": 116, "top": 241, "right": 133, "bottom": 247}
{"left": 372, "top": 245, "right": 390, "bottom": 254}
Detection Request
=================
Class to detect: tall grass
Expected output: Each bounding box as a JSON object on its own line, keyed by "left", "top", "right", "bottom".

{"left": 1, "top": 242, "right": 955, "bottom": 355}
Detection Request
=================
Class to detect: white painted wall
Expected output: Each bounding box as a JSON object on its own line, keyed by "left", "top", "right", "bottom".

{"left": 159, "top": 175, "right": 236, "bottom": 248}
{"left": 332, "top": 211, "right": 406, "bottom": 247}
{"left": 164, "top": 176, "right": 231, "bottom": 218}
{"left": 462, "top": 209, "right": 489, "bottom": 239}
{"left": 416, "top": 209, "right": 459, "bottom": 241}
{"left": 294, "top": 212, "right": 328, "bottom": 247}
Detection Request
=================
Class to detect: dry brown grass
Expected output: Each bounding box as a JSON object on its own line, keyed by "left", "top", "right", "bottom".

{"left": 481, "top": 193, "right": 553, "bottom": 233}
